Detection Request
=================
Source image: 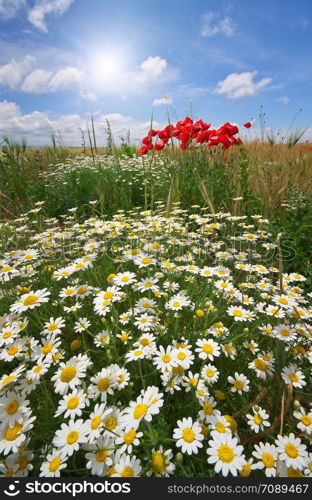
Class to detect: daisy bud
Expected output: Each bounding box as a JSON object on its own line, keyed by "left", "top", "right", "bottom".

{"left": 196, "top": 309, "right": 205, "bottom": 318}
{"left": 293, "top": 399, "right": 301, "bottom": 410}
{"left": 106, "top": 349, "right": 112, "bottom": 360}
{"left": 174, "top": 452, "right": 183, "bottom": 464}
{"left": 254, "top": 404, "right": 260, "bottom": 412}
{"left": 70, "top": 339, "right": 81, "bottom": 351}
{"left": 243, "top": 328, "right": 249, "bottom": 333}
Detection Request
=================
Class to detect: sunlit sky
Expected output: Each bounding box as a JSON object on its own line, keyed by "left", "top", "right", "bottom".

{"left": 0, "top": 0, "right": 312, "bottom": 145}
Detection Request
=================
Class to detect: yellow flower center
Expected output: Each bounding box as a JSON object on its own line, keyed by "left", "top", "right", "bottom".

{"left": 103, "top": 291, "right": 114, "bottom": 300}
{"left": 182, "top": 428, "right": 195, "bottom": 443}
{"left": 2, "top": 265, "right": 13, "bottom": 272}
{"left": 172, "top": 301, "right": 181, "bottom": 308}
{"left": 23, "top": 295, "right": 39, "bottom": 306}
{"left": 91, "top": 416, "right": 101, "bottom": 430}
{"left": 240, "top": 463, "right": 251, "bottom": 477}
{"left": 6, "top": 400, "right": 19, "bottom": 415}
{"left": 234, "top": 380, "right": 244, "bottom": 390}
{"left": 289, "top": 373, "right": 299, "bottom": 383}
{"left": 121, "top": 276, "right": 130, "bottom": 282}
{"left": 218, "top": 445, "right": 235, "bottom": 463}
{"left": 2, "top": 331, "right": 12, "bottom": 339}
{"left": 141, "top": 258, "right": 151, "bottom": 265}
{"left": 77, "top": 287, "right": 87, "bottom": 295}
{"left": 18, "top": 457, "right": 28, "bottom": 470}
{"left": 140, "top": 338, "right": 150, "bottom": 346}
{"left": 215, "top": 422, "right": 226, "bottom": 433}
{"left": 177, "top": 352, "right": 186, "bottom": 360}
{"left": 233, "top": 309, "right": 243, "bottom": 317}
{"left": 285, "top": 444, "right": 298, "bottom": 458}
{"left": 66, "top": 431, "right": 79, "bottom": 444}
{"left": 124, "top": 430, "right": 136, "bottom": 445}
{"left": 121, "top": 467, "right": 134, "bottom": 477}
{"left": 7, "top": 346, "right": 18, "bottom": 356}
{"left": 49, "top": 457, "right": 61, "bottom": 472}
{"left": 262, "top": 453, "right": 275, "bottom": 468}
{"left": 67, "top": 397, "right": 79, "bottom": 409}
{"left": 96, "top": 450, "right": 108, "bottom": 462}
{"left": 162, "top": 354, "right": 171, "bottom": 363}
{"left": 253, "top": 414, "right": 263, "bottom": 425}
{"left": 254, "top": 359, "right": 268, "bottom": 371}
{"left": 134, "top": 350, "right": 143, "bottom": 356}
{"left": 279, "top": 298, "right": 289, "bottom": 305}
{"left": 48, "top": 323, "right": 58, "bottom": 331}
{"left": 203, "top": 403, "right": 213, "bottom": 415}
{"left": 133, "top": 404, "right": 148, "bottom": 420}
{"left": 203, "top": 344, "right": 213, "bottom": 354}
{"left": 301, "top": 415, "right": 311, "bottom": 426}
{"left": 105, "top": 417, "right": 117, "bottom": 430}
{"left": 151, "top": 451, "right": 165, "bottom": 473}
{"left": 42, "top": 344, "right": 53, "bottom": 354}
{"left": 60, "top": 366, "right": 77, "bottom": 382}
{"left": 5, "top": 423, "right": 23, "bottom": 441}
{"left": 120, "top": 333, "right": 129, "bottom": 342}
{"left": 33, "top": 365, "right": 43, "bottom": 374}
{"left": 287, "top": 467, "right": 303, "bottom": 477}
{"left": 206, "top": 369, "right": 215, "bottom": 378}
{"left": 280, "top": 329, "right": 290, "bottom": 337}
{"left": 97, "top": 378, "right": 110, "bottom": 392}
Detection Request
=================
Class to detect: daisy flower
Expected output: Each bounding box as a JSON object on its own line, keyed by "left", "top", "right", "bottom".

{"left": 121, "top": 387, "right": 164, "bottom": 431}
{"left": 201, "top": 364, "right": 219, "bottom": 385}
{"left": 112, "top": 453, "right": 142, "bottom": 477}
{"left": 207, "top": 432, "right": 245, "bottom": 476}
{"left": 275, "top": 433, "right": 308, "bottom": 470}
{"left": 85, "top": 403, "right": 112, "bottom": 443}
{"left": 113, "top": 272, "right": 136, "bottom": 287}
{"left": 293, "top": 408, "right": 312, "bottom": 434}
{"left": 115, "top": 429, "right": 143, "bottom": 454}
{"left": 0, "top": 391, "right": 30, "bottom": 427}
{"left": 94, "top": 331, "right": 110, "bottom": 347}
{"left": 173, "top": 417, "right": 204, "bottom": 455}
{"left": 147, "top": 446, "right": 176, "bottom": 476}
{"left": 222, "top": 343, "right": 237, "bottom": 359}
{"left": 207, "top": 413, "right": 232, "bottom": 435}
{"left": 51, "top": 355, "right": 90, "bottom": 395}
{"left": 274, "top": 324, "right": 297, "bottom": 342}
{"left": 304, "top": 453, "right": 312, "bottom": 477}
{"left": 89, "top": 368, "right": 117, "bottom": 402}
{"left": 0, "top": 411, "right": 36, "bottom": 455}
{"left": 39, "top": 450, "right": 67, "bottom": 477}
{"left": 74, "top": 317, "right": 91, "bottom": 333}
{"left": 153, "top": 345, "right": 175, "bottom": 372}
{"left": 55, "top": 388, "right": 89, "bottom": 419}
{"left": 227, "top": 305, "right": 250, "bottom": 322}
{"left": 43, "top": 317, "right": 65, "bottom": 334}
{"left": 172, "top": 347, "right": 194, "bottom": 370}
{"left": 198, "top": 396, "right": 218, "bottom": 422}
{"left": 85, "top": 435, "right": 115, "bottom": 476}
{"left": 53, "top": 419, "right": 89, "bottom": 457}
{"left": 281, "top": 364, "right": 306, "bottom": 388}
{"left": 246, "top": 406, "right": 270, "bottom": 433}
{"left": 195, "top": 338, "right": 221, "bottom": 361}
{"left": 10, "top": 289, "right": 50, "bottom": 313}
{"left": 227, "top": 372, "right": 250, "bottom": 394}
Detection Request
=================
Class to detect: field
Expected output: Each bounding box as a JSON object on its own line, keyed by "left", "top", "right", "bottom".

{"left": 0, "top": 125, "right": 311, "bottom": 478}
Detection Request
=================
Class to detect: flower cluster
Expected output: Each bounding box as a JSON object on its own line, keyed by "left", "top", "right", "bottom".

{"left": 0, "top": 203, "right": 311, "bottom": 477}
{"left": 139, "top": 117, "right": 243, "bottom": 155}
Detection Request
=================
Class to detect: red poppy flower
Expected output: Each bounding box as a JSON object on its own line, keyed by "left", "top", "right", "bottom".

{"left": 243, "top": 122, "right": 252, "bottom": 129}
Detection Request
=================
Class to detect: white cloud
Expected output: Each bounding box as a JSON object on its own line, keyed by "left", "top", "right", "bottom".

{"left": 0, "top": 100, "right": 162, "bottom": 145}
{"left": 21, "top": 69, "right": 53, "bottom": 93}
{"left": 28, "top": 0, "right": 75, "bottom": 32}
{"left": 0, "top": 0, "right": 25, "bottom": 20}
{"left": 201, "top": 11, "right": 235, "bottom": 37}
{"left": 215, "top": 71, "right": 272, "bottom": 99}
{"left": 80, "top": 90, "right": 97, "bottom": 101}
{"left": 0, "top": 55, "right": 34, "bottom": 89}
{"left": 136, "top": 56, "right": 168, "bottom": 84}
{"left": 49, "top": 66, "right": 84, "bottom": 91}
{"left": 278, "top": 96, "right": 290, "bottom": 104}
{"left": 153, "top": 96, "right": 173, "bottom": 106}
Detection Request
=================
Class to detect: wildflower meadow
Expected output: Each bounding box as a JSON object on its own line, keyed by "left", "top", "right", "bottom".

{"left": 0, "top": 114, "right": 311, "bottom": 479}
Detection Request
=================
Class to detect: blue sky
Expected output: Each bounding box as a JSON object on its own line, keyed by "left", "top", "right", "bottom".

{"left": 0, "top": 0, "right": 311, "bottom": 145}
